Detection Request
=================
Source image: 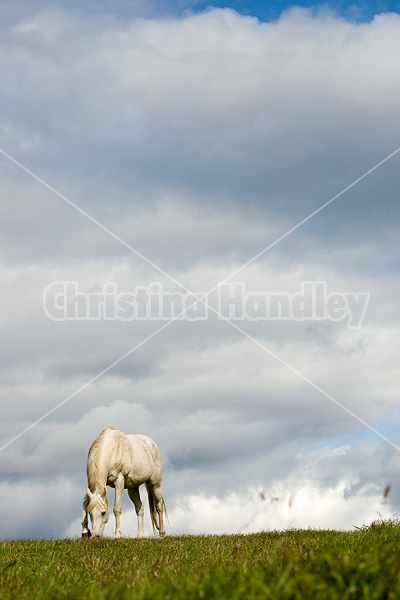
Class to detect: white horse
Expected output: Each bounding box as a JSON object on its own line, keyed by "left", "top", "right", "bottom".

{"left": 81, "top": 427, "right": 167, "bottom": 539}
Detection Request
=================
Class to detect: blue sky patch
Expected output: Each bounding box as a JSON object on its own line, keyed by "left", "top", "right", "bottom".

{"left": 190, "top": 0, "right": 400, "bottom": 21}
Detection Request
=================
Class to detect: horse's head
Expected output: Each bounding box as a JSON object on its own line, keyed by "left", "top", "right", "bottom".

{"left": 84, "top": 487, "right": 109, "bottom": 537}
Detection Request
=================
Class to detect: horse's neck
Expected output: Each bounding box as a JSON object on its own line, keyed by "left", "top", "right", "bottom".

{"left": 89, "top": 473, "right": 107, "bottom": 495}
{"left": 87, "top": 436, "right": 110, "bottom": 493}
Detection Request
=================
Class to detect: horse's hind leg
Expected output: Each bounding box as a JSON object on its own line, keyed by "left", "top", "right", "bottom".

{"left": 128, "top": 487, "right": 145, "bottom": 539}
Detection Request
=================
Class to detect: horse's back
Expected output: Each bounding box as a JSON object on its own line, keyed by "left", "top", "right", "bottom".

{"left": 106, "top": 431, "right": 162, "bottom": 487}
{"left": 89, "top": 428, "right": 162, "bottom": 488}
{"left": 126, "top": 434, "right": 163, "bottom": 480}
{"left": 127, "top": 433, "right": 161, "bottom": 457}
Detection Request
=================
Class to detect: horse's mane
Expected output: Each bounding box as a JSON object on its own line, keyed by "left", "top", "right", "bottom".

{"left": 87, "top": 439, "right": 100, "bottom": 492}
{"left": 87, "top": 427, "right": 116, "bottom": 492}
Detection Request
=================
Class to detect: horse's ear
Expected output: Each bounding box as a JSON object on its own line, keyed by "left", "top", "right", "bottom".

{"left": 86, "top": 487, "right": 93, "bottom": 499}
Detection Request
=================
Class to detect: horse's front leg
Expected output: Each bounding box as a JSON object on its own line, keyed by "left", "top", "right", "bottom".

{"left": 81, "top": 510, "right": 90, "bottom": 537}
{"left": 113, "top": 474, "right": 124, "bottom": 539}
{"left": 81, "top": 494, "right": 91, "bottom": 538}
{"left": 128, "top": 487, "right": 145, "bottom": 538}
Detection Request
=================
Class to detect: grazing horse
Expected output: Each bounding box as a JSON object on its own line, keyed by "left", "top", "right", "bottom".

{"left": 81, "top": 427, "right": 167, "bottom": 538}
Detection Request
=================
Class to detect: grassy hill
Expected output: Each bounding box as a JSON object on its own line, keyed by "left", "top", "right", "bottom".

{"left": 1, "top": 521, "right": 400, "bottom": 599}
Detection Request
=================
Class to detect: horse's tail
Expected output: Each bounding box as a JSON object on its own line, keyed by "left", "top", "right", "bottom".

{"left": 146, "top": 485, "right": 159, "bottom": 533}
{"left": 146, "top": 484, "right": 169, "bottom": 534}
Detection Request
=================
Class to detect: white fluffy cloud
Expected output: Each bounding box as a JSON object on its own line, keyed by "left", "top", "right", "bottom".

{"left": 1, "top": 3, "right": 400, "bottom": 538}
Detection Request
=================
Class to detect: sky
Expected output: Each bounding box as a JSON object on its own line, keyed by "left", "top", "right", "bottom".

{"left": 0, "top": 0, "right": 400, "bottom": 539}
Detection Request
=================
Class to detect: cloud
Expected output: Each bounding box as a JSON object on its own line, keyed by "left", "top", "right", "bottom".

{"left": 0, "top": 5, "right": 400, "bottom": 539}
{"left": 1, "top": 7, "right": 400, "bottom": 271}
{"left": 0, "top": 476, "right": 77, "bottom": 539}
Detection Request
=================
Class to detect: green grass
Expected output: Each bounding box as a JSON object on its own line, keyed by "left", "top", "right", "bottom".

{"left": 1, "top": 521, "right": 400, "bottom": 599}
